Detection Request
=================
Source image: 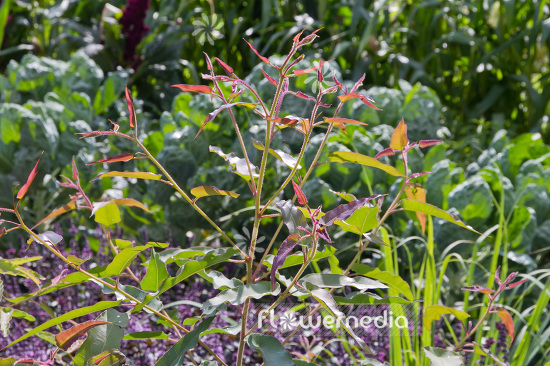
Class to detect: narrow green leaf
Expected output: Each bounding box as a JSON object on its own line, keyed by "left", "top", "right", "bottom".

{"left": 329, "top": 151, "right": 405, "bottom": 177}
{"left": 252, "top": 138, "right": 301, "bottom": 169}
{"left": 3, "top": 308, "right": 36, "bottom": 322}
{"left": 155, "top": 318, "right": 214, "bottom": 366}
{"left": 97, "top": 171, "right": 162, "bottom": 180}
{"left": 247, "top": 334, "right": 295, "bottom": 366}
{"left": 400, "top": 199, "right": 481, "bottom": 234}
{"left": 104, "top": 242, "right": 166, "bottom": 277}
{"left": 4, "top": 301, "right": 122, "bottom": 349}
{"left": 301, "top": 274, "right": 388, "bottom": 291}
{"left": 141, "top": 250, "right": 169, "bottom": 292}
{"left": 190, "top": 186, "right": 240, "bottom": 199}
{"left": 275, "top": 200, "right": 307, "bottom": 236}
{"left": 351, "top": 264, "right": 414, "bottom": 301}
{"left": 124, "top": 331, "right": 169, "bottom": 340}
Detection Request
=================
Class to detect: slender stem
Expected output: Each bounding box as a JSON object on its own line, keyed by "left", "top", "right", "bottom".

{"left": 16, "top": 211, "right": 229, "bottom": 366}
{"left": 134, "top": 138, "right": 246, "bottom": 258}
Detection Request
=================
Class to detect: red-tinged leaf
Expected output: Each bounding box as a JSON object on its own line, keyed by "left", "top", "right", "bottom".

{"left": 244, "top": 39, "right": 273, "bottom": 66}
{"left": 214, "top": 57, "right": 233, "bottom": 75}
{"left": 390, "top": 118, "right": 409, "bottom": 150}
{"left": 351, "top": 74, "right": 365, "bottom": 93}
{"left": 301, "top": 119, "right": 311, "bottom": 135}
{"left": 405, "top": 183, "right": 427, "bottom": 233}
{"left": 293, "top": 28, "right": 307, "bottom": 43}
{"left": 229, "top": 90, "right": 244, "bottom": 99}
{"left": 172, "top": 84, "right": 212, "bottom": 94}
{"left": 319, "top": 195, "right": 384, "bottom": 227}
{"left": 261, "top": 69, "right": 277, "bottom": 86}
{"left": 96, "top": 171, "right": 162, "bottom": 181}
{"left": 125, "top": 86, "right": 136, "bottom": 128}
{"left": 337, "top": 93, "right": 382, "bottom": 110}
{"left": 293, "top": 60, "right": 331, "bottom": 76}
{"left": 293, "top": 91, "right": 316, "bottom": 101}
{"left": 201, "top": 74, "right": 235, "bottom": 82}
{"left": 323, "top": 117, "right": 368, "bottom": 126}
{"left": 495, "top": 266, "right": 502, "bottom": 285}
{"left": 297, "top": 28, "right": 322, "bottom": 46}
{"left": 286, "top": 54, "right": 305, "bottom": 71}
{"left": 0, "top": 227, "right": 6, "bottom": 239}
{"left": 112, "top": 198, "right": 150, "bottom": 212}
{"left": 32, "top": 201, "right": 78, "bottom": 229}
{"left": 323, "top": 86, "right": 339, "bottom": 94}
{"left": 268, "top": 116, "right": 302, "bottom": 126}
{"left": 507, "top": 278, "right": 529, "bottom": 289}
{"left": 495, "top": 307, "right": 515, "bottom": 345}
{"left": 461, "top": 285, "right": 495, "bottom": 295}
{"left": 16, "top": 152, "right": 43, "bottom": 200}
{"left": 374, "top": 148, "right": 395, "bottom": 159}
{"left": 55, "top": 320, "right": 111, "bottom": 351}
{"left": 76, "top": 131, "right": 132, "bottom": 140}
{"left": 503, "top": 272, "right": 519, "bottom": 285}
{"left": 203, "top": 52, "right": 213, "bottom": 71}
{"left": 333, "top": 74, "right": 343, "bottom": 89}
{"left": 317, "top": 227, "right": 333, "bottom": 243}
{"left": 419, "top": 140, "right": 443, "bottom": 148}
{"left": 86, "top": 153, "right": 135, "bottom": 166}
{"left": 196, "top": 102, "right": 258, "bottom": 138}
{"left": 292, "top": 180, "right": 308, "bottom": 206}
{"left": 72, "top": 156, "right": 78, "bottom": 181}
{"left": 271, "top": 234, "right": 301, "bottom": 290}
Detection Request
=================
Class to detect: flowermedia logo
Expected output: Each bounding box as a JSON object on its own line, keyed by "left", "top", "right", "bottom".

{"left": 192, "top": 13, "right": 224, "bottom": 45}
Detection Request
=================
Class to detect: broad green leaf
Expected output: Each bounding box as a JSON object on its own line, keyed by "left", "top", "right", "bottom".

{"left": 114, "top": 239, "right": 133, "bottom": 249}
{"left": 319, "top": 195, "right": 383, "bottom": 227}
{"left": 400, "top": 199, "right": 481, "bottom": 234}
{"left": 190, "top": 186, "right": 240, "bottom": 199}
{"left": 202, "top": 270, "right": 243, "bottom": 290}
{"left": 351, "top": 264, "right": 414, "bottom": 301}
{"left": 252, "top": 138, "right": 301, "bottom": 169}
{"left": 202, "top": 282, "right": 281, "bottom": 316}
{"left": 97, "top": 171, "right": 162, "bottom": 181}
{"left": 104, "top": 242, "right": 167, "bottom": 277}
{"left": 155, "top": 318, "right": 214, "bottom": 366}
{"left": 86, "top": 349, "right": 128, "bottom": 366}
{"left": 141, "top": 250, "right": 169, "bottom": 292}
{"left": 98, "top": 280, "right": 163, "bottom": 314}
{"left": 423, "top": 305, "right": 469, "bottom": 332}
{"left": 275, "top": 200, "right": 307, "bottom": 236}
{"left": 209, "top": 146, "right": 259, "bottom": 181}
{"left": 55, "top": 320, "right": 111, "bottom": 351}
{"left": 135, "top": 248, "right": 239, "bottom": 312}
{"left": 329, "top": 151, "right": 405, "bottom": 177}
{"left": 67, "top": 255, "right": 89, "bottom": 266}
{"left": 93, "top": 202, "right": 121, "bottom": 227}
{"left": 263, "top": 245, "right": 336, "bottom": 269}
{"left": 334, "top": 206, "right": 379, "bottom": 234}
{"left": 247, "top": 334, "right": 295, "bottom": 366}
{"left": 423, "top": 346, "right": 464, "bottom": 366}
{"left": 5, "top": 301, "right": 122, "bottom": 349}
{"left": 124, "top": 331, "right": 169, "bottom": 340}
{"left": 390, "top": 118, "right": 408, "bottom": 150}
{"left": 74, "top": 309, "right": 130, "bottom": 366}
{"left": 300, "top": 274, "right": 388, "bottom": 291}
